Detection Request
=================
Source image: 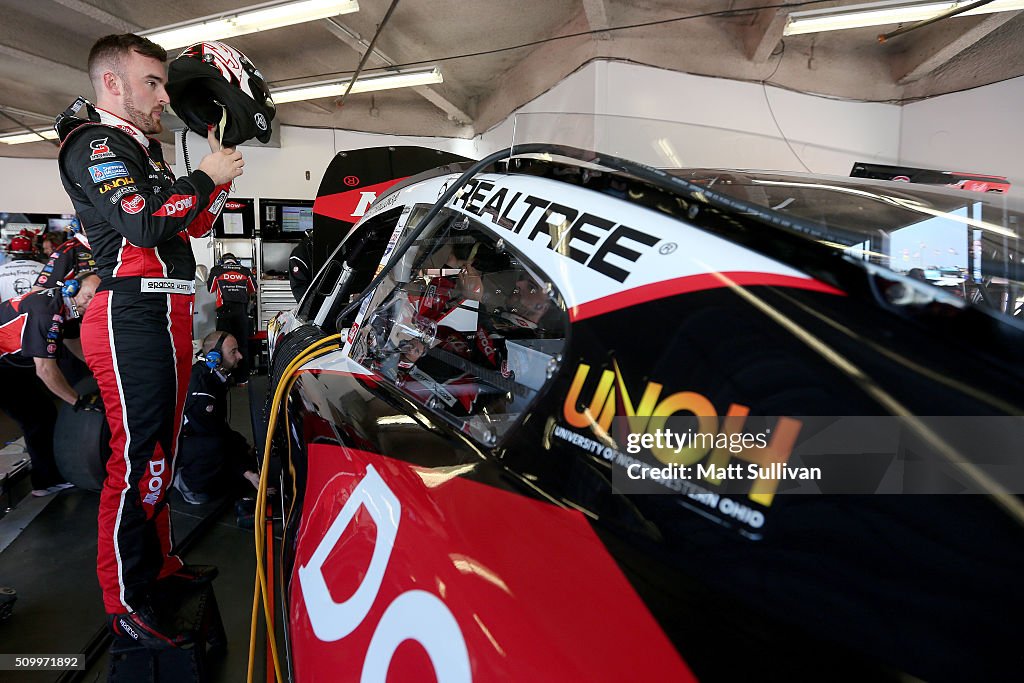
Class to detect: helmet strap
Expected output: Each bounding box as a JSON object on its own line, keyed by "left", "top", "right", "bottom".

{"left": 218, "top": 105, "right": 228, "bottom": 150}
{"left": 215, "top": 105, "right": 237, "bottom": 192}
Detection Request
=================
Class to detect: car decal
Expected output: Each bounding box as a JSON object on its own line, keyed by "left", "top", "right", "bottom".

{"left": 363, "top": 173, "right": 833, "bottom": 317}
{"left": 290, "top": 445, "right": 695, "bottom": 682}
{"left": 569, "top": 270, "right": 844, "bottom": 322}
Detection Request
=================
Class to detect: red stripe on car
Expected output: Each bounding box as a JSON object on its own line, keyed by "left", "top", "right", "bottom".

{"left": 570, "top": 271, "right": 844, "bottom": 322}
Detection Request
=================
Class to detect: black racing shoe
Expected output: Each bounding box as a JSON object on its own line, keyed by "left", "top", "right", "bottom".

{"left": 109, "top": 604, "right": 190, "bottom": 649}
{"left": 165, "top": 564, "right": 219, "bottom": 585}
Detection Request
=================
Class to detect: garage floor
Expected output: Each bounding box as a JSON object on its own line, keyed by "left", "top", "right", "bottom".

{"left": 0, "top": 380, "right": 279, "bottom": 682}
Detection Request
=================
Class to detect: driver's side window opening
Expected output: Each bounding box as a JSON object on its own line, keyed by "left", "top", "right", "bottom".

{"left": 348, "top": 209, "right": 567, "bottom": 446}
{"left": 297, "top": 206, "right": 408, "bottom": 331}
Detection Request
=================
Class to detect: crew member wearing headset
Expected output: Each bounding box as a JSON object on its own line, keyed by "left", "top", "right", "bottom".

{"left": 207, "top": 253, "right": 255, "bottom": 380}
{"left": 174, "top": 330, "right": 260, "bottom": 505}
{"left": 0, "top": 273, "right": 101, "bottom": 496}
{"left": 56, "top": 33, "right": 243, "bottom": 648}
{"left": 32, "top": 217, "right": 97, "bottom": 384}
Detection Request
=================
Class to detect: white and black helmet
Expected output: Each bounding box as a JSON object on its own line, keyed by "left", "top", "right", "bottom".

{"left": 167, "top": 41, "right": 275, "bottom": 147}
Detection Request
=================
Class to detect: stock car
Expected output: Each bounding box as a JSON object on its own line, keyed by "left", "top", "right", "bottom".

{"left": 265, "top": 145, "right": 1024, "bottom": 682}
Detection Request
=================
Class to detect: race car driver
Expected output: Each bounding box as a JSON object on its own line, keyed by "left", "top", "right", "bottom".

{"left": 32, "top": 216, "right": 95, "bottom": 291}
{"left": 0, "top": 234, "right": 44, "bottom": 301}
{"left": 0, "top": 273, "right": 101, "bottom": 495}
{"left": 56, "top": 33, "right": 243, "bottom": 648}
{"left": 207, "top": 253, "right": 256, "bottom": 380}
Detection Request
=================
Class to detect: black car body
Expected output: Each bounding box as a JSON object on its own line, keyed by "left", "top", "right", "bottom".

{"left": 267, "top": 145, "right": 1024, "bottom": 682}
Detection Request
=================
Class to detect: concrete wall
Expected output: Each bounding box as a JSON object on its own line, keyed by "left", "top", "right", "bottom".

{"left": 0, "top": 156, "right": 75, "bottom": 214}
{"left": 479, "top": 60, "right": 902, "bottom": 176}
{"left": 899, "top": 75, "right": 1024, "bottom": 198}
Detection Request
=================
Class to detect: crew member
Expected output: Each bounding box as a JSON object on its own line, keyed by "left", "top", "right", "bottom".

{"left": 0, "top": 273, "right": 101, "bottom": 496}
{"left": 207, "top": 253, "right": 255, "bottom": 380}
{"left": 32, "top": 218, "right": 97, "bottom": 383}
{"left": 40, "top": 232, "right": 65, "bottom": 258}
{"left": 288, "top": 230, "right": 313, "bottom": 302}
{"left": 33, "top": 216, "right": 95, "bottom": 291}
{"left": 174, "top": 331, "right": 260, "bottom": 505}
{"left": 0, "top": 234, "right": 44, "bottom": 301}
{"left": 56, "top": 33, "right": 243, "bottom": 648}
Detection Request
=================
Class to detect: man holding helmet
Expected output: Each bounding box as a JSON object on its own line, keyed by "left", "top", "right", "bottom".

{"left": 56, "top": 33, "right": 272, "bottom": 648}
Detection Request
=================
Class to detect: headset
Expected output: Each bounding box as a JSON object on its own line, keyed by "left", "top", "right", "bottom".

{"left": 61, "top": 277, "right": 81, "bottom": 298}
{"left": 198, "top": 331, "right": 228, "bottom": 370}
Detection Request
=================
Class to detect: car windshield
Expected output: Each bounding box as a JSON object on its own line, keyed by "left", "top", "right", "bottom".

{"left": 500, "top": 113, "right": 1024, "bottom": 323}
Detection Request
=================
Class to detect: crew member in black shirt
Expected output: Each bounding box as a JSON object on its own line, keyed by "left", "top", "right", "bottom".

{"left": 0, "top": 273, "right": 101, "bottom": 495}
{"left": 174, "top": 330, "right": 259, "bottom": 505}
{"left": 207, "top": 253, "right": 255, "bottom": 380}
{"left": 33, "top": 217, "right": 95, "bottom": 291}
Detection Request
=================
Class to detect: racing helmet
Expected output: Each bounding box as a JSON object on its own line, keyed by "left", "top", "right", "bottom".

{"left": 166, "top": 41, "right": 276, "bottom": 147}
{"left": 6, "top": 234, "right": 35, "bottom": 257}
{"left": 219, "top": 252, "right": 240, "bottom": 266}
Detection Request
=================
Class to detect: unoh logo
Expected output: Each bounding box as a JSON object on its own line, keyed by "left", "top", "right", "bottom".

{"left": 563, "top": 360, "right": 802, "bottom": 505}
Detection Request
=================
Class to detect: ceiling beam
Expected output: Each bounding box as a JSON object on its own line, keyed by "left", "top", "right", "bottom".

{"left": 892, "top": 11, "right": 1022, "bottom": 84}
{"left": 0, "top": 44, "right": 87, "bottom": 83}
{"left": 582, "top": 0, "right": 612, "bottom": 40}
{"left": 0, "top": 104, "right": 55, "bottom": 122}
{"left": 320, "top": 16, "right": 472, "bottom": 124}
{"left": 742, "top": 8, "right": 789, "bottom": 64}
{"left": 50, "top": 0, "right": 142, "bottom": 32}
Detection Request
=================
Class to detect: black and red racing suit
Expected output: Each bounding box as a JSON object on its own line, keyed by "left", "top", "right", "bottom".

{"left": 0, "top": 289, "right": 72, "bottom": 490}
{"left": 33, "top": 233, "right": 95, "bottom": 289}
{"left": 208, "top": 262, "right": 255, "bottom": 377}
{"left": 57, "top": 103, "right": 231, "bottom": 615}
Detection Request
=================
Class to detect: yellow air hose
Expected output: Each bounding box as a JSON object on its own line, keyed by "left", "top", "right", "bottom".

{"left": 248, "top": 333, "right": 342, "bottom": 683}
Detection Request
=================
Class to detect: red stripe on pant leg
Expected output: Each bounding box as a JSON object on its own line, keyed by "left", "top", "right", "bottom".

{"left": 82, "top": 291, "right": 133, "bottom": 614}
{"left": 154, "top": 506, "right": 179, "bottom": 579}
{"left": 157, "top": 293, "right": 194, "bottom": 578}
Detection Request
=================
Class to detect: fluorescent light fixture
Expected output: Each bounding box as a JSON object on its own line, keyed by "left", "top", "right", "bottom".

{"left": 0, "top": 129, "right": 58, "bottom": 145}
{"left": 271, "top": 67, "right": 443, "bottom": 104}
{"left": 143, "top": 0, "right": 359, "bottom": 49}
{"left": 784, "top": 0, "right": 1024, "bottom": 36}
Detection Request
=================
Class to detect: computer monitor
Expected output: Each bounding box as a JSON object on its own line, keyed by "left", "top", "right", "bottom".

{"left": 214, "top": 198, "right": 255, "bottom": 238}
{"left": 259, "top": 198, "right": 314, "bottom": 240}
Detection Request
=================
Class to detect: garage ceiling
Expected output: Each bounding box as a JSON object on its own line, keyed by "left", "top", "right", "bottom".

{"left": 0, "top": 0, "right": 1021, "bottom": 160}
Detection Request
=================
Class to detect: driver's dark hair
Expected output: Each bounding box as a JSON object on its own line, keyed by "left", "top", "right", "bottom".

{"left": 88, "top": 34, "right": 167, "bottom": 83}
